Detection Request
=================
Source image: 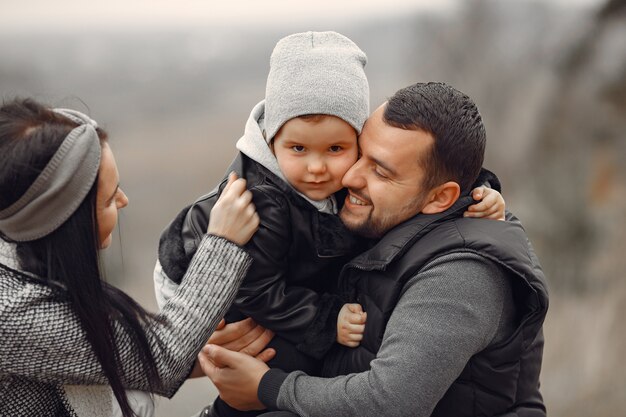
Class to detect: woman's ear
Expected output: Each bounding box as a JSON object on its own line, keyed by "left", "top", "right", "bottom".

{"left": 421, "top": 181, "right": 461, "bottom": 214}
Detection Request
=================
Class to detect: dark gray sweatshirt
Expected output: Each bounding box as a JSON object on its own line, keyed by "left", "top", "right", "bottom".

{"left": 259, "top": 252, "right": 516, "bottom": 417}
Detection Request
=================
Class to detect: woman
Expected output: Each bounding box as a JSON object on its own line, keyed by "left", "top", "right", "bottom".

{"left": 0, "top": 98, "right": 260, "bottom": 417}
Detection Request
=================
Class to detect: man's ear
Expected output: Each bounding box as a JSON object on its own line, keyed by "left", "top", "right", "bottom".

{"left": 421, "top": 181, "right": 461, "bottom": 214}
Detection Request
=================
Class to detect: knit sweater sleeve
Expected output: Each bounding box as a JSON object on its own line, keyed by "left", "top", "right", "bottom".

{"left": 0, "top": 234, "right": 251, "bottom": 398}
{"left": 260, "top": 252, "right": 514, "bottom": 417}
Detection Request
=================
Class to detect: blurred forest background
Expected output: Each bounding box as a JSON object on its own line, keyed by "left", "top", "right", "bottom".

{"left": 2, "top": 0, "right": 625, "bottom": 415}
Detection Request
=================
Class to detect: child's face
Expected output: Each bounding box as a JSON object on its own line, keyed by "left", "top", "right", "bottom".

{"left": 272, "top": 115, "right": 358, "bottom": 201}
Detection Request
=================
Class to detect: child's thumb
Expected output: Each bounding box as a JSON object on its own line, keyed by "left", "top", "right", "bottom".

{"left": 348, "top": 303, "right": 363, "bottom": 314}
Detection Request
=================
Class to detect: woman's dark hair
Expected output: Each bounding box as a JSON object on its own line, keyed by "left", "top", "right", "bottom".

{"left": 0, "top": 98, "right": 161, "bottom": 417}
{"left": 384, "top": 82, "right": 486, "bottom": 194}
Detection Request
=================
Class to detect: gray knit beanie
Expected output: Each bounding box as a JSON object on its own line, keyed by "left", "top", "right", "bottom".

{"left": 264, "top": 31, "right": 370, "bottom": 142}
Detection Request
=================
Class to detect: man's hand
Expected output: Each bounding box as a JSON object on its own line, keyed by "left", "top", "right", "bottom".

{"left": 208, "top": 318, "right": 275, "bottom": 356}
{"left": 188, "top": 318, "right": 275, "bottom": 379}
{"left": 199, "top": 344, "right": 271, "bottom": 411}
{"left": 337, "top": 303, "right": 367, "bottom": 347}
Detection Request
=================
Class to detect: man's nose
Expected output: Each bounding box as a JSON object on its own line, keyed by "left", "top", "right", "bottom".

{"left": 342, "top": 158, "right": 364, "bottom": 188}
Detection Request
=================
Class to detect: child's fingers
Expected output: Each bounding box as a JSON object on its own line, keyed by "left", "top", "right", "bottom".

{"left": 483, "top": 203, "right": 504, "bottom": 217}
{"left": 466, "top": 193, "right": 497, "bottom": 211}
{"left": 465, "top": 197, "right": 503, "bottom": 216}
{"left": 464, "top": 210, "right": 485, "bottom": 218}
{"left": 345, "top": 313, "right": 367, "bottom": 324}
{"left": 348, "top": 333, "right": 364, "bottom": 342}
{"left": 484, "top": 210, "right": 506, "bottom": 221}
{"left": 341, "top": 323, "right": 365, "bottom": 334}
{"left": 471, "top": 186, "right": 485, "bottom": 201}
{"left": 347, "top": 303, "right": 363, "bottom": 314}
{"left": 464, "top": 207, "right": 490, "bottom": 217}
{"left": 464, "top": 207, "right": 499, "bottom": 218}
{"left": 348, "top": 312, "right": 366, "bottom": 325}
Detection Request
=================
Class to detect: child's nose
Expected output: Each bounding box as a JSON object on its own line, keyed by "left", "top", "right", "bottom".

{"left": 307, "top": 158, "right": 327, "bottom": 174}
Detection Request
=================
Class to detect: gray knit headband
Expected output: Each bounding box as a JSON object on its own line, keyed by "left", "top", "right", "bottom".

{"left": 0, "top": 109, "right": 102, "bottom": 242}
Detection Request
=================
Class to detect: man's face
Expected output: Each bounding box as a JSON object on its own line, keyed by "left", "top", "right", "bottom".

{"left": 339, "top": 105, "right": 435, "bottom": 238}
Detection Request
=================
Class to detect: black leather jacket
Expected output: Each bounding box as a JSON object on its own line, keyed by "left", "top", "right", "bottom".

{"left": 158, "top": 153, "right": 364, "bottom": 358}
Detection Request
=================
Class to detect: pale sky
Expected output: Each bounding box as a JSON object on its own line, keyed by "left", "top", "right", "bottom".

{"left": 2, "top": 0, "right": 453, "bottom": 31}
{"left": 1, "top": 0, "right": 603, "bottom": 32}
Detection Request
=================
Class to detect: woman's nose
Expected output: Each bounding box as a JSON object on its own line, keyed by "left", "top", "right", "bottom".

{"left": 117, "top": 189, "right": 129, "bottom": 209}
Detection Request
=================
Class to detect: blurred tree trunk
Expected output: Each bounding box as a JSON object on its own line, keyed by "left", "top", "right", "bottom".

{"left": 529, "top": 0, "right": 626, "bottom": 292}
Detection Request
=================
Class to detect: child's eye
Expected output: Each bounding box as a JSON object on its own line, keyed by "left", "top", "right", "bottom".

{"left": 329, "top": 145, "right": 343, "bottom": 153}
{"left": 291, "top": 145, "right": 305, "bottom": 152}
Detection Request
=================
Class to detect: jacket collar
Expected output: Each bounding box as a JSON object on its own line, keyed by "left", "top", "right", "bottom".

{"left": 347, "top": 194, "right": 476, "bottom": 271}
{"left": 246, "top": 156, "right": 359, "bottom": 257}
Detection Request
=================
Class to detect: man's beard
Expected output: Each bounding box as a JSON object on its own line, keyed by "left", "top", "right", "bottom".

{"left": 340, "top": 208, "right": 387, "bottom": 238}
{"left": 340, "top": 191, "right": 428, "bottom": 239}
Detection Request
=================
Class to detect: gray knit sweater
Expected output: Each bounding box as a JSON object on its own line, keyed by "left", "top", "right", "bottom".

{"left": 259, "top": 252, "right": 516, "bottom": 417}
{"left": 0, "top": 234, "right": 251, "bottom": 417}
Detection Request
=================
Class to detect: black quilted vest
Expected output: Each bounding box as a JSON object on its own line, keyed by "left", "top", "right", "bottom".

{"left": 322, "top": 195, "right": 549, "bottom": 417}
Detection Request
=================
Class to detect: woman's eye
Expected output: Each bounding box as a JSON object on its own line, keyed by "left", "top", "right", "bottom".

{"left": 292, "top": 145, "right": 305, "bottom": 152}
{"left": 329, "top": 145, "right": 343, "bottom": 152}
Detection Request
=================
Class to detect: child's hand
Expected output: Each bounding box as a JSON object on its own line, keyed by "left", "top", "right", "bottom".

{"left": 337, "top": 303, "right": 367, "bottom": 348}
{"left": 464, "top": 186, "right": 505, "bottom": 220}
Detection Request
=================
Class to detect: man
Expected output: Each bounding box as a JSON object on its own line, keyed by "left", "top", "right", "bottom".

{"left": 199, "top": 82, "right": 549, "bottom": 417}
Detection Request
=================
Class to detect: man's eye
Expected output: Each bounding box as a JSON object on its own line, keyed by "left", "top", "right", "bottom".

{"left": 329, "top": 145, "right": 343, "bottom": 152}
{"left": 292, "top": 145, "right": 305, "bottom": 152}
{"left": 374, "top": 169, "right": 388, "bottom": 179}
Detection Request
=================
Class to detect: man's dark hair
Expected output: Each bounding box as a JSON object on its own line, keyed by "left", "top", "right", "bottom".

{"left": 383, "top": 82, "right": 486, "bottom": 194}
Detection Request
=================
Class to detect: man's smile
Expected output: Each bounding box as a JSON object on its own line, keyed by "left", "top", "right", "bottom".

{"left": 346, "top": 192, "right": 369, "bottom": 206}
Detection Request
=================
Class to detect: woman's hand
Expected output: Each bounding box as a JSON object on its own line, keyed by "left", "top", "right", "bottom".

{"left": 188, "top": 319, "right": 275, "bottom": 378}
{"left": 208, "top": 318, "right": 275, "bottom": 357}
{"left": 208, "top": 172, "right": 260, "bottom": 246}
